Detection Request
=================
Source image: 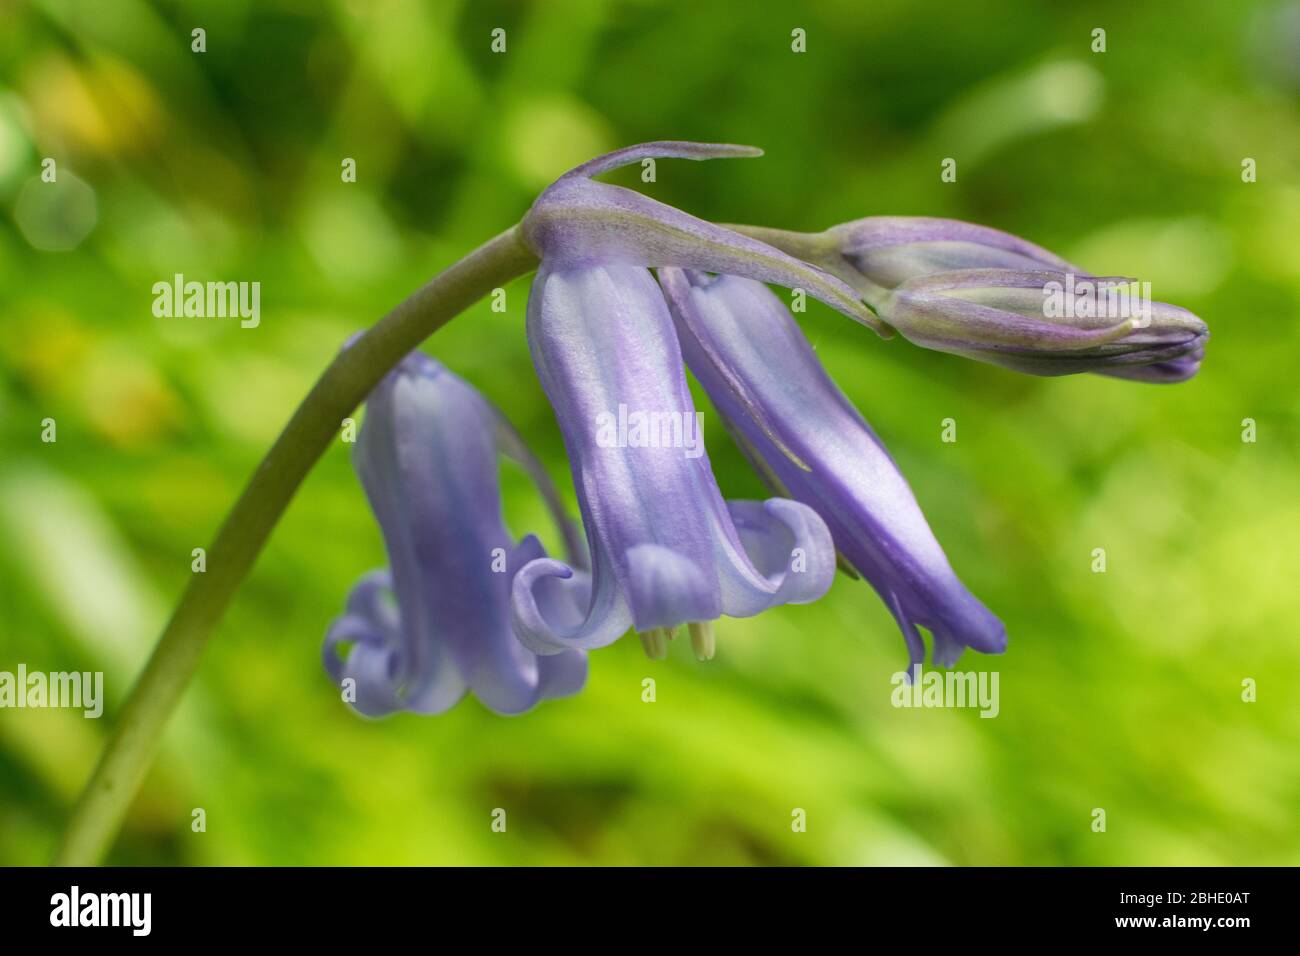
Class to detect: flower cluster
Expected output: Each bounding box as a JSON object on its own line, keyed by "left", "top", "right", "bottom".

{"left": 323, "top": 142, "right": 1206, "bottom": 716}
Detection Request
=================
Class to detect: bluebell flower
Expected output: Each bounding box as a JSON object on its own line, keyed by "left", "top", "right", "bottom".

{"left": 509, "top": 143, "right": 866, "bottom": 660}
{"left": 661, "top": 268, "right": 1006, "bottom": 670}
{"left": 323, "top": 351, "right": 587, "bottom": 716}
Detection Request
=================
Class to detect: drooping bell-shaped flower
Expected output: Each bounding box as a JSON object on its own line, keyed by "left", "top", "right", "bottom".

{"left": 766, "top": 216, "right": 1208, "bottom": 382}
{"left": 660, "top": 267, "right": 1007, "bottom": 669}
{"left": 512, "top": 263, "right": 837, "bottom": 659}
{"left": 511, "top": 143, "right": 852, "bottom": 659}
{"left": 323, "top": 350, "right": 587, "bottom": 717}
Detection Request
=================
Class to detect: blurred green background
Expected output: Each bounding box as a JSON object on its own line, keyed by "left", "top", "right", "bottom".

{"left": 2, "top": 0, "right": 1298, "bottom": 866}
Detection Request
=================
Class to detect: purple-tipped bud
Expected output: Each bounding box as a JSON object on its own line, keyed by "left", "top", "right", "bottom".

{"left": 801, "top": 217, "right": 1208, "bottom": 382}
{"left": 880, "top": 269, "right": 1208, "bottom": 379}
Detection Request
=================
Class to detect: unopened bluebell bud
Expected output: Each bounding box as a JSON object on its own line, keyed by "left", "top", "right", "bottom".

{"left": 782, "top": 216, "right": 1209, "bottom": 382}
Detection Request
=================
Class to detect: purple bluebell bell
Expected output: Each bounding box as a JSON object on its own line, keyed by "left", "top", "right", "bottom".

{"left": 660, "top": 268, "right": 1006, "bottom": 669}
{"left": 323, "top": 351, "right": 587, "bottom": 716}
{"left": 510, "top": 143, "right": 856, "bottom": 660}
{"left": 773, "top": 216, "right": 1209, "bottom": 381}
